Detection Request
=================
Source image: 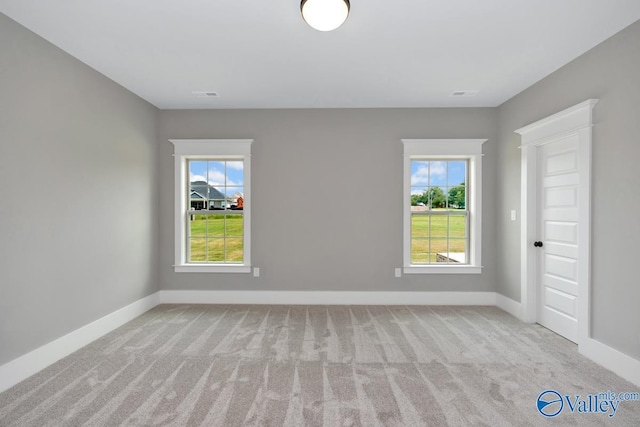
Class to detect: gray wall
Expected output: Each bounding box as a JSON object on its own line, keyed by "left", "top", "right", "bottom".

{"left": 496, "top": 20, "right": 640, "bottom": 359}
{"left": 159, "top": 108, "right": 498, "bottom": 292}
{"left": 4, "top": 7, "right": 637, "bottom": 370}
{"left": 0, "top": 14, "right": 159, "bottom": 365}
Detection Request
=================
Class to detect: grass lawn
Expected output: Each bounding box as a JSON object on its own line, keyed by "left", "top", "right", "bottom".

{"left": 187, "top": 212, "right": 465, "bottom": 264}
{"left": 188, "top": 214, "right": 243, "bottom": 262}
{"left": 411, "top": 213, "right": 467, "bottom": 263}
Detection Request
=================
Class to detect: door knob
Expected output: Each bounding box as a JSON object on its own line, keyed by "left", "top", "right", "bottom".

{"left": 534, "top": 241, "right": 543, "bottom": 247}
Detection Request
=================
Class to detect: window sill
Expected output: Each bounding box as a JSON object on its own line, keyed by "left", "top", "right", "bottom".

{"left": 403, "top": 265, "right": 482, "bottom": 275}
{"left": 174, "top": 264, "right": 251, "bottom": 273}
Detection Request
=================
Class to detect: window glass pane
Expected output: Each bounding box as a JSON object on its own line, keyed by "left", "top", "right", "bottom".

{"left": 411, "top": 238, "right": 431, "bottom": 264}
{"left": 225, "top": 187, "right": 244, "bottom": 209}
{"left": 206, "top": 186, "right": 223, "bottom": 209}
{"left": 447, "top": 161, "right": 466, "bottom": 187}
{"left": 226, "top": 161, "right": 244, "bottom": 186}
{"left": 429, "top": 237, "right": 448, "bottom": 257}
{"left": 206, "top": 215, "right": 224, "bottom": 237}
{"left": 429, "top": 215, "right": 448, "bottom": 238}
{"left": 427, "top": 186, "right": 446, "bottom": 209}
{"left": 436, "top": 241, "right": 467, "bottom": 264}
{"left": 189, "top": 161, "right": 208, "bottom": 210}
{"left": 206, "top": 238, "right": 224, "bottom": 262}
{"left": 449, "top": 214, "right": 467, "bottom": 238}
{"left": 436, "top": 252, "right": 452, "bottom": 263}
{"left": 411, "top": 161, "right": 430, "bottom": 186}
{"left": 411, "top": 215, "right": 430, "bottom": 238}
{"left": 411, "top": 160, "right": 447, "bottom": 187}
{"left": 428, "top": 161, "right": 447, "bottom": 187}
{"left": 190, "top": 214, "right": 206, "bottom": 237}
{"left": 225, "top": 214, "right": 243, "bottom": 237}
{"left": 448, "top": 183, "right": 466, "bottom": 210}
{"left": 189, "top": 161, "right": 208, "bottom": 183}
{"left": 189, "top": 238, "right": 206, "bottom": 262}
{"left": 448, "top": 239, "right": 467, "bottom": 256}
{"left": 226, "top": 238, "right": 244, "bottom": 263}
{"left": 207, "top": 161, "right": 226, "bottom": 186}
{"left": 410, "top": 186, "right": 428, "bottom": 208}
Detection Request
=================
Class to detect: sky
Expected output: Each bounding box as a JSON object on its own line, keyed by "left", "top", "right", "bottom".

{"left": 410, "top": 160, "right": 466, "bottom": 195}
{"left": 189, "top": 160, "right": 244, "bottom": 196}
{"left": 188, "top": 159, "right": 463, "bottom": 198}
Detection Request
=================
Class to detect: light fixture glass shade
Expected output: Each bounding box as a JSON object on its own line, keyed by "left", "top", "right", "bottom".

{"left": 301, "top": 0, "right": 350, "bottom": 32}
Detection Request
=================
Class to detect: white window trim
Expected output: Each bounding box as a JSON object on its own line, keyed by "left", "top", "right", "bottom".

{"left": 170, "top": 139, "right": 253, "bottom": 273}
{"left": 402, "top": 139, "right": 486, "bottom": 274}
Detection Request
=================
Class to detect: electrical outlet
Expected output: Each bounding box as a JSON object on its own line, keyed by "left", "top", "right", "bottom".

{"left": 395, "top": 268, "right": 402, "bottom": 278}
{"left": 253, "top": 267, "right": 260, "bottom": 277}
{"left": 511, "top": 210, "right": 517, "bottom": 221}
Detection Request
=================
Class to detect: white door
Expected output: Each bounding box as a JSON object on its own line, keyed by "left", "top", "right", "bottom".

{"left": 536, "top": 134, "right": 581, "bottom": 343}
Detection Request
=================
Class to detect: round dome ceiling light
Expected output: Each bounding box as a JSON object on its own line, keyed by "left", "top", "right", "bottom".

{"left": 301, "top": 0, "right": 350, "bottom": 32}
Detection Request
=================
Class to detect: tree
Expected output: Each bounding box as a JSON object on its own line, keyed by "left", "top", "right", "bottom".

{"left": 426, "top": 187, "right": 446, "bottom": 208}
{"left": 411, "top": 187, "right": 449, "bottom": 208}
{"left": 447, "top": 183, "right": 466, "bottom": 209}
{"left": 411, "top": 193, "right": 423, "bottom": 206}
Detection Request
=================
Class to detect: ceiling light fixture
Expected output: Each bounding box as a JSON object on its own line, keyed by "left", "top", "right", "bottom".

{"left": 301, "top": 0, "right": 350, "bottom": 32}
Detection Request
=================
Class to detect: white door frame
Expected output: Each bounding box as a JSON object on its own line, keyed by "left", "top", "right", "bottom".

{"left": 515, "top": 99, "right": 597, "bottom": 346}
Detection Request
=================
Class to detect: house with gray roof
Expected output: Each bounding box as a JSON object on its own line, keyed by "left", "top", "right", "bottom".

{"left": 189, "top": 181, "right": 227, "bottom": 210}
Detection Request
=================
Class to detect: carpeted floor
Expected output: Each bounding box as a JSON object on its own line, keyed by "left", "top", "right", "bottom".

{"left": 0, "top": 304, "right": 638, "bottom": 426}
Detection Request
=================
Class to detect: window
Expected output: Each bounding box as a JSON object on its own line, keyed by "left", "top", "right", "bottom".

{"left": 170, "top": 139, "right": 252, "bottom": 273}
{"left": 402, "top": 139, "right": 485, "bottom": 274}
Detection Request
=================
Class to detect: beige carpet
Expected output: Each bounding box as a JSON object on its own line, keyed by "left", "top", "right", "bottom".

{"left": 1, "top": 305, "right": 638, "bottom": 426}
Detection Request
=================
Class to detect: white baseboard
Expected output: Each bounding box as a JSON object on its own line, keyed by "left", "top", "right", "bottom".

{"left": 495, "top": 293, "right": 523, "bottom": 320}
{"left": 0, "top": 292, "right": 159, "bottom": 394}
{"left": 492, "top": 293, "right": 640, "bottom": 387}
{"left": 492, "top": 292, "right": 640, "bottom": 387}
{"left": 4, "top": 289, "right": 638, "bottom": 394}
{"left": 580, "top": 338, "right": 640, "bottom": 388}
{"left": 158, "top": 290, "right": 498, "bottom": 306}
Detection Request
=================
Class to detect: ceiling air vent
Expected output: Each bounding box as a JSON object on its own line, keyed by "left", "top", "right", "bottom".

{"left": 192, "top": 91, "right": 219, "bottom": 98}
{"left": 451, "top": 90, "right": 479, "bottom": 97}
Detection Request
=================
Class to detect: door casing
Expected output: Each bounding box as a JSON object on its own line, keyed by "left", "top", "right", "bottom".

{"left": 515, "top": 99, "right": 597, "bottom": 346}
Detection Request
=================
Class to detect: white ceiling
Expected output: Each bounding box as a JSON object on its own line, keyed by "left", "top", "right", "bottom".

{"left": 2, "top": 0, "right": 640, "bottom": 109}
